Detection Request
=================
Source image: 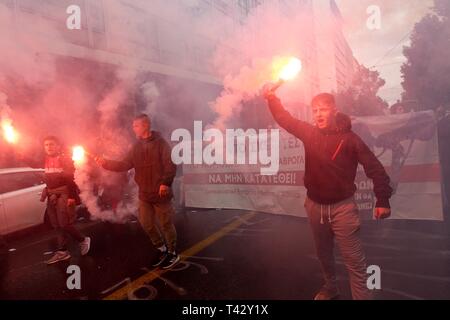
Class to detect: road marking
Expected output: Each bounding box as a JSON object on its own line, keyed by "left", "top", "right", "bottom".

{"left": 104, "top": 211, "right": 257, "bottom": 300}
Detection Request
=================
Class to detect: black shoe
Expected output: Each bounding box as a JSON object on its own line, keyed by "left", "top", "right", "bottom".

{"left": 161, "top": 253, "right": 180, "bottom": 270}
{"left": 151, "top": 251, "right": 168, "bottom": 268}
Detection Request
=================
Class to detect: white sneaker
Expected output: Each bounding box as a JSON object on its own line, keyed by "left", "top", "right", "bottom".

{"left": 314, "top": 286, "right": 340, "bottom": 300}
{"left": 46, "top": 250, "right": 71, "bottom": 265}
{"left": 80, "top": 237, "right": 91, "bottom": 256}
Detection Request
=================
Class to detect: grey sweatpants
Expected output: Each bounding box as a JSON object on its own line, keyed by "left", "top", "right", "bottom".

{"left": 304, "top": 196, "right": 372, "bottom": 300}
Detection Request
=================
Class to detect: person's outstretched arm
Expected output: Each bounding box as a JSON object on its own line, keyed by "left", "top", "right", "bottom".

{"left": 97, "top": 148, "right": 134, "bottom": 172}
{"left": 265, "top": 92, "right": 314, "bottom": 142}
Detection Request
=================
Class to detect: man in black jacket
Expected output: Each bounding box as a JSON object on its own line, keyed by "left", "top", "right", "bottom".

{"left": 95, "top": 114, "right": 179, "bottom": 269}
{"left": 264, "top": 90, "right": 392, "bottom": 300}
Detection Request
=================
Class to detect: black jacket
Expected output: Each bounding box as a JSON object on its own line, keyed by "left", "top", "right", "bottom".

{"left": 268, "top": 95, "right": 393, "bottom": 208}
{"left": 103, "top": 131, "right": 177, "bottom": 203}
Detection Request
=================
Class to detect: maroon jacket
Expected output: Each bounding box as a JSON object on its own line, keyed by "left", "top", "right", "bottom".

{"left": 267, "top": 95, "right": 393, "bottom": 208}
{"left": 26, "top": 153, "right": 81, "bottom": 203}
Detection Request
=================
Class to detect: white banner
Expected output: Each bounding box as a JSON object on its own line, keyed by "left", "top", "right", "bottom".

{"left": 183, "top": 111, "right": 444, "bottom": 220}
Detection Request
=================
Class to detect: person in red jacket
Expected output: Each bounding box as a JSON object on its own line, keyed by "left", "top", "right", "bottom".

{"left": 24, "top": 136, "right": 91, "bottom": 264}
{"left": 264, "top": 89, "right": 392, "bottom": 300}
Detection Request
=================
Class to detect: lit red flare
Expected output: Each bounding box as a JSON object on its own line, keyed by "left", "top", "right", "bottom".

{"left": 271, "top": 56, "right": 303, "bottom": 83}
{"left": 1, "top": 119, "right": 19, "bottom": 144}
{"left": 72, "top": 145, "right": 87, "bottom": 165}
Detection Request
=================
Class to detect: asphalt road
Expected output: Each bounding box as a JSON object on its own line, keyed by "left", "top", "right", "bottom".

{"left": 1, "top": 208, "right": 449, "bottom": 300}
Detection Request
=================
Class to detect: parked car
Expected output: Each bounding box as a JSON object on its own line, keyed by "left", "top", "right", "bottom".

{"left": 0, "top": 168, "right": 47, "bottom": 236}
{"left": 0, "top": 168, "right": 91, "bottom": 237}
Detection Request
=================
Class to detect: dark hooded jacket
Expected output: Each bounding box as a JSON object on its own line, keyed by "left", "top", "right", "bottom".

{"left": 103, "top": 131, "right": 177, "bottom": 203}
{"left": 268, "top": 95, "right": 393, "bottom": 208}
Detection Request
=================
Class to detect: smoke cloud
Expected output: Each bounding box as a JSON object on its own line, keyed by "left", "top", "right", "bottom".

{"left": 0, "top": 1, "right": 333, "bottom": 222}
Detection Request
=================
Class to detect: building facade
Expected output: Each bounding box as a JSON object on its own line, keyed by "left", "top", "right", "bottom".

{"left": 1, "top": 0, "right": 354, "bottom": 88}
